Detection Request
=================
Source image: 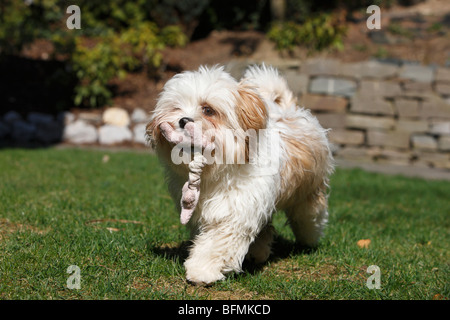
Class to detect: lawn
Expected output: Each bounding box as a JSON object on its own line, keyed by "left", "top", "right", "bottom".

{"left": 0, "top": 148, "right": 448, "bottom": 300}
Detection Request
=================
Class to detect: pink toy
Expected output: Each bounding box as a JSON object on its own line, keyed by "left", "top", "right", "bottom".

{"left": 159, "top": 122, "right": 212, "bottom": 224}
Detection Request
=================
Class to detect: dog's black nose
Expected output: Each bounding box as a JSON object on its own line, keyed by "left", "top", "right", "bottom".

{"left": 179, "top": 117, "right": 194, "bottom": 129}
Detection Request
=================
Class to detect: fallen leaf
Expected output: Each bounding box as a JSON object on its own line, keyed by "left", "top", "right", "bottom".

{"left": 102, "top": 155, "right": 110, "bottom": 163}
{"left": 357, "top": 239, "right": 371, "bottom": 249}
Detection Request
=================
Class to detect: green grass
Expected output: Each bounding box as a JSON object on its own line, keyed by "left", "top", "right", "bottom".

{"left": 0, "top": 148, "right": 448, "bottom": 300}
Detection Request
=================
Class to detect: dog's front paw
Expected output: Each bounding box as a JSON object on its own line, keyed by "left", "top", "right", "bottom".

{"left": 184, "top": 260, "right": 225, "bottom": 285}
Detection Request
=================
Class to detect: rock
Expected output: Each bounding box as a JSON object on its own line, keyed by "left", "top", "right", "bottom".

{"left": 346, "top": 115, "right": 395, "bottom": 130}
{"left": 102, "top": 107, "right": 130, "bottom": 127}
{"left": 3, "top": 110, "right": 22, "bottom": 123}
{"left": 350, "top": 93, "right": 395, "bottom": 116}
{"left": 395, "top": 98, "right": 420, "bottom": 118}
{"left": 399, "top": 65, "right": 434, "bottom": 83}
{"left": 429, "top": 121, "right": 450, "bottom": 135}
{"left": 403, "top": 81, "right": 433, "bottom": 92}
{"left": 329, "top": 129, "right": 365, "bottom": 145}
{"left": 98, "top": 124, "right": 132, "bottom": 145}
{"left": 359, "top": 80, "right": 402, "bottom": 98}
{"left": 300, "top": 94, "right": 348, "bottom": 113}
{"left": 131, "top": 108, "right": 149, "bottom": 123}
{"left": 435, "top": 68, "right": 450, "bottom": 82}
{"left": 346, "top": 60, "right": 398, "bottom": 79}
{"left": 11, "top": 120, "right": 36, "bottom": 142}
{"left": 335, "top": 146, "right": 371, "bottom": 161}
{"left": 414, "top": 151, "right": 450, "bottom": 169}
{"left": 0, "top": 121, "right": 10, "bottom": 138}
{"left": 309, "top": 77, "right": 357, "bottom": 98}
{"left": 284, "top": 71, "right": 308, "bottom": 97}
{"left": 438, "top": 136, "right": 450, "bottom": 151}
{"left": 27, "top": 112, "right": 53, "bottom": 125}
{"left": 376, "top": 148, "right": 412, "bottom": 162}
{"left": 57, "top": 111, "right": 75, "bottom": 125}
{"left": 63, "top": 120, "right": 98, "bottom": 144}
{"left": 26, "top": 112, "right": 62, "bottom": 143}
{"left": 315, "top": 113, "right": 346, "bottom": 129}
{"left": 435, "top": 82, "right": 450, "bottom": 95}
{"left": 399, "top": 90, "right": 435, "bottom": 100}
{"left": 78, "top": 112, "right": 102, "bottom": 125}
{"left": 396, "top": 120, "right": 428, "bottom": 133}
{"left": 133, "top": 123, "right": 148, "bottom": 144}
{"left": 301, "top": 58, "right": 341, "bottom": 76}
{"left": 367, "top": 130, "right": 410, "bottom": 149}
{"left": 35, "top": 121, "right": 63, "bottom": 143}
{"left": 412, "top": 135, "right": 438, "bottom": 150}
{"left": 420, "top": 96, "right": 450, "bottom": 119}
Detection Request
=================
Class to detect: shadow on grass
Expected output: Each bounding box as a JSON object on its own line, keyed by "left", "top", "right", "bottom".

{"left": 148, "top": 235, "right": 316, "bottom": 277}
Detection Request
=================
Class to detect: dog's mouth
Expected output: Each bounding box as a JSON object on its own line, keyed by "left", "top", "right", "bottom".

{"left": 159, "top": 121, "right": 215, "bottom": 158}
{"left": 177, "top": 145, "right": 216, "bottom": 160}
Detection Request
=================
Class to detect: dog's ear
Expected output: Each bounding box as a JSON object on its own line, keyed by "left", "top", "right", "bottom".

{"left": 145, "top": 115, "right": 161, "bottom": 148}
{"left": 236, "top": 84, "right": 268, "bottom": 131}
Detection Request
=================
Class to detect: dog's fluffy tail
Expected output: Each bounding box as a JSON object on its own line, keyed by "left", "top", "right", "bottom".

{"left": 242, "top": 64, "right": 296, "bottom": 110}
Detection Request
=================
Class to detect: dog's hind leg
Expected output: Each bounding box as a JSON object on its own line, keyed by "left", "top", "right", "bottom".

{"left": 285, "top": 188, "right": 329, "bottom": 248}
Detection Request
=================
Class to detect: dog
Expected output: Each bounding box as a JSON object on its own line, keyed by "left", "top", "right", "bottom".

{"left": 146, "top": 64, "right": 334, "bottom": 285}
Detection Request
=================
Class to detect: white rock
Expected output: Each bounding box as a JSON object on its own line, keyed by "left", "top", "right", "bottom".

{"left": 57, "top": 111, "right": 75, "bottom": 125}
{"left": 98, "top": 124, "right": 132, "bottom": 145}
{"left": 133, "top": 123, "right": 148, "bottom": 144}
{"left": 78, "top": 112, "right": 102, "bottom": 124}
{"left": 429, "top": 121, "right": 450, "bottom": 135}
{"left": 63, "top": 120, "right": 98, "bottom": 144}
{"left": 131, "top": 108, "right": 149, "bottom": 123}
{"left": 102, "top": 107, "right": 130, "bottom": 127}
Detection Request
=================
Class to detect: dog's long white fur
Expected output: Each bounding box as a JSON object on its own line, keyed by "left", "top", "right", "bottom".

{"left": 147, "top": 64, "right": 334, "bottom": 285}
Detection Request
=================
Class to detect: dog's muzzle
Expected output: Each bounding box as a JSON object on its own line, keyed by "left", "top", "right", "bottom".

{"left": 179, "top": 117, "right": 194, "bottom": 129}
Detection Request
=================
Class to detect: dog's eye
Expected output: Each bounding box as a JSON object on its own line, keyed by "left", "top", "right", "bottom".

{"left": 202, "top": 105, "right": 216, "bottom": 117}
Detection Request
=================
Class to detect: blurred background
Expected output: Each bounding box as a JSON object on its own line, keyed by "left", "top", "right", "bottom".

{"left": 0, "top": 0, "right": 449, "bottom": 176}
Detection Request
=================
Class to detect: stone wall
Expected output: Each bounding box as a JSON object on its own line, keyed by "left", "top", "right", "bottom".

{"left": 226, "top": 58, "right": 450, "bottom": 170}
{"left": 0, "top": 107, "right": 150, "bottom": 147}
{"left": 1, "top": 57, "right": 450, "bottom": 171}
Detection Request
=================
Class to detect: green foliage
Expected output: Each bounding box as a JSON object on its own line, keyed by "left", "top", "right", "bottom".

{"left": 71, "top": 23, "right": 187, "bottom": 107}
{"left": 268, "top": 13, "right": 346, "bottom": 53}
{"left": 0, "top": 0, "right": 188, "bottom": 108}
{"left": 71, "top": 34, "right": 125, "bottom": 107}
{"left": 0, "top": 1, "right": 35, "bottom": 55}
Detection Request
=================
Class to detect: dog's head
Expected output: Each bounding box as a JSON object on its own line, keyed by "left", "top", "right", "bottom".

{"left": 146, "top": 65, "right": 268, "bottom": 176}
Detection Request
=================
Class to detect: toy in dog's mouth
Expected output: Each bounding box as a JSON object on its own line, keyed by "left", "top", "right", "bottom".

{"left": 159, "top": 121, "right": 212, "bottom": 224}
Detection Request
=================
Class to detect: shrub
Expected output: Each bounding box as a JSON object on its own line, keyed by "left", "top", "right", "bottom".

{"left": 71, "top": 34, "right": 126, "bottom": 107}
{"left": 0, "top": 0, "right": 35, "bottom": 55}
{"left": 0, "top": 1, "right": 188, "bottom": 108}
{"left": 71, "top": 23, "right": 187, "bottom": 107}
{"left": 268, "top": 13, "right": 346, "bottom": 53}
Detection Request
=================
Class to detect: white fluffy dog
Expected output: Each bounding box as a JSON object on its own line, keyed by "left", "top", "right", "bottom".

{"left": 146, "top": 64, "right": 334, "bottom": 285}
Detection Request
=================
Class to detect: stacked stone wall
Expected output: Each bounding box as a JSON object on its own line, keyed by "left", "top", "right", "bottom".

{"left": 1, "top": 58, "right": 449, "bottom": 171}
{"left": 226, "top": 58, "right": 450, "bottom": 170}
